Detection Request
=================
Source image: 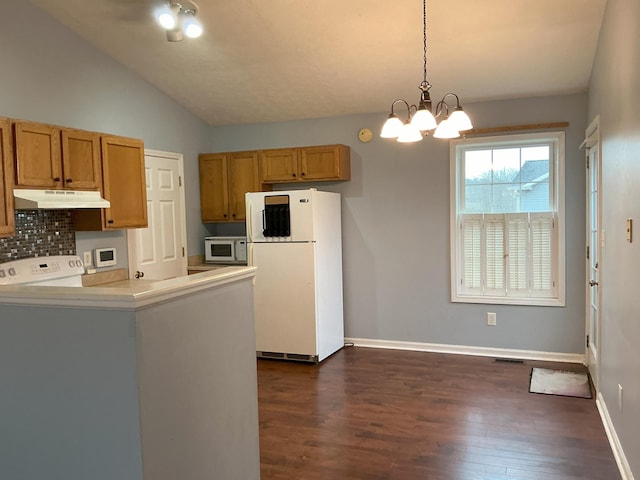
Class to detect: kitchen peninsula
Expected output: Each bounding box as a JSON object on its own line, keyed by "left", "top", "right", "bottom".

{"left": 0, "top": 267, "right": 260, "bottom": 480}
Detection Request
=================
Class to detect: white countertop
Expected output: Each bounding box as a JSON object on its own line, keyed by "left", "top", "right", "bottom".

{"left": 0, "top": 266, "right": 256, "bottom": 310}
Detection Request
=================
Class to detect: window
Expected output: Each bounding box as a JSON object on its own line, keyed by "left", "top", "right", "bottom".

{"left": 450, "top": 132, "right": 565, "bottom": 306}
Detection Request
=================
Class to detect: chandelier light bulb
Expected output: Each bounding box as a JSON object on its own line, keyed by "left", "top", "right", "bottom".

{"left": 448, "top": 108, "right": 473, "bottom": 132}
{"left": 410, "top": 108, "right": 437, "bottom": 131}
{"left": 433, "top": 118, "right": 461, "bottom": 139}
{"left": 397, "top": 123, "right": 423, "bottom": 143}
{"left": 380, "top": 115, "right": 404, "bottom": 139}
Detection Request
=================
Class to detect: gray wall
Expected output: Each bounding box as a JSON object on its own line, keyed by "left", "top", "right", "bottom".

{"left": 0, "top": 1, "right": 212, "bottom": 259}
{"left": 0, "top": 305, "right": 142, "bottom": 480}
{"left": 211, "top": 93, "right": 588, "bottom": 354}
{"left": 588, "top": 0, "right": 640, "bottom": 475}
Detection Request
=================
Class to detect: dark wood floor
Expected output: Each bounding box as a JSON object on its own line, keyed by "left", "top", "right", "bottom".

{"left": 257, "top": 347, "right": 620, "bottom": 480}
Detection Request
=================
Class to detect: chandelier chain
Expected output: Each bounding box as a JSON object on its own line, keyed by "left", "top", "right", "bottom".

{"left": 422, "top": 0, "right": 427, "bottom": 83}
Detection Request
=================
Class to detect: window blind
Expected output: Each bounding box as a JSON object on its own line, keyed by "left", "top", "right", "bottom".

{"left": 459, "top": 212, "right": 556, "bottom": 299}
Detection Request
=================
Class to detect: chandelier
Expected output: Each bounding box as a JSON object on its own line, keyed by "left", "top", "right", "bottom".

{"left": 381, "top": 0, "right": 473, "bottom": 142}
{"left": 156, "top": 1, "right": 203, "bottom": 42}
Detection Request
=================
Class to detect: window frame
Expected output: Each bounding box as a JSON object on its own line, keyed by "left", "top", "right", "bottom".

{"left": 449, "top": 132, "right": 566, "bottom": 306}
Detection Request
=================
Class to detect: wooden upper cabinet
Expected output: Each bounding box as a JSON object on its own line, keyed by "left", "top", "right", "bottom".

{"left": 228, "top": 151, "right": 260, "bottom": 222}
{"left": 260, "top": 144, "right": 350, "bottom": 183}
{"left": 260, "top": 149, "right": 298, "bottom": 182}
{"left": 0, "top": 117, "right": 15, "bottom": 238}
{"left": 101, "top": 136, "right": 147, "bottom": 229}
{"left": 199, "top": 154, "right": 229, "bottom": 222}
{"left": 13, "top": 121, "right": 62, "bottom": 188}
{"left": 198, "top": 143, "right": 349, "bottom": 223}
{"left": 13, "top": 120, "right": 102, "bottom": 190}
{"left": 300, "top": 144, "right": 350, "bottom": 181}
{"left": 60, "top": 129, "right": 102, "bottom": 189}
{"left": 199, "top": 151, "right": 260, "bottom": 223}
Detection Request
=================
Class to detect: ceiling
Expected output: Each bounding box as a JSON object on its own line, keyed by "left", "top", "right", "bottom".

{"left": 27, "top": 0, "right": 606, "bottom": 127}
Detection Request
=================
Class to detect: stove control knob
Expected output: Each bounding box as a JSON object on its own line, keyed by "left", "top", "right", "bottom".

{"left": 0, "top": 269, "right": 5, "bottom": 278}
{"left": 8, "top": 267, "right": 16, "bottom": 276}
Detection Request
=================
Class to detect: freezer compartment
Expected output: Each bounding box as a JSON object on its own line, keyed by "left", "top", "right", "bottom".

{"left": 246, "top": 190, "right": 315, "bottom": 242}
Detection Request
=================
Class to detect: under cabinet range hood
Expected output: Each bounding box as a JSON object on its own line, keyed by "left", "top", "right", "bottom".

{"left": 13, "top": 189, "right": 110, "bottom": 209}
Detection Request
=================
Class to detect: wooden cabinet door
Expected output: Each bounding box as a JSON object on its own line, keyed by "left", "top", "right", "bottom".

{"left": 0, "top": 118, "right": 15, "bottom": 238}
{"left": 61, "top": 129, "right": 102, "bottom": 190}
{"left": 228, "top": 151, "right": 259, "bottom": 221}
{"left": 260, "top": 148, "right": 298, "bottom": 183}
{"left": 13, "top": 121, "right": 62, "bottom": 188}
{"left": 199, "top": 154, "right": 229, "bottom": 222}
{"left": 101, "top": 136, "right": 148, "bottom": 229}
{"left": 299, "top": 144, "right": 350, "bottom": 181}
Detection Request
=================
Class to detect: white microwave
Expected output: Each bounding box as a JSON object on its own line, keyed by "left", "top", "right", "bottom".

{"left": 204, "top": 236, "right": 247, "bottom": 264}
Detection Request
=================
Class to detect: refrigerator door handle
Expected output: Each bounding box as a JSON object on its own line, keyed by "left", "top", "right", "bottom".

{"left": 262, "top": 209, "right": 267, "bottom": 236}
{"left": 247, "top": 201, "right": 253, "bottom": 243}
{"left": 248, "top": 243, "right": 256, "bottom": 285}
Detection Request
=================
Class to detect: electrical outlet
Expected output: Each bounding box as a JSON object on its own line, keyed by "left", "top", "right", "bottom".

{"left": 487, "top": 312, "right": 497, "bottom": 326}
{"left": 618, "top": 384, "right": 623, "bottom": 411}
{"left": 83, "top": 251, "right": 93, "bottom": 267}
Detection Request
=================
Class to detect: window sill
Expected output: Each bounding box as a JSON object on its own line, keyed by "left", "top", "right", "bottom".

{"left": 452, "top": 294, "right": 566, "bottom": 307}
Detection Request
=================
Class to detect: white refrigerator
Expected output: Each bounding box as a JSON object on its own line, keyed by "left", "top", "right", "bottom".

{"left": 245, "top": 189, "right": 344, "bottom": 363}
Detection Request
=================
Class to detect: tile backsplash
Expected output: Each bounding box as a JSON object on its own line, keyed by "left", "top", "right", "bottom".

{"left": 0, "top": 210, "right": 75, "bottom": 263}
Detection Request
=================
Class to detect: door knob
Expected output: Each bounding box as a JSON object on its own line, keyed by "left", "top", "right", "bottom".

{"left": 589, "top": 280, "right": 598, "bottom": 286}
{"left": 135, "top": 271, "right": 145, "bottom": 279}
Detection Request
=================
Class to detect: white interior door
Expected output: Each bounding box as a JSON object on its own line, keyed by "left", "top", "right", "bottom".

{"left": 585, "top": 118, "right": 601, "bottom": 391}
{"left": 127, "top": 150, "right": 187, "bottom": 280}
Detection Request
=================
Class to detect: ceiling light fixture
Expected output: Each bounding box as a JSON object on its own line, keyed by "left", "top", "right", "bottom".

{"left": 155, "top": 1, "right": 203, "bottom": 42}
{"left": 381, "top": 0, "right": 473, "bottom": 142}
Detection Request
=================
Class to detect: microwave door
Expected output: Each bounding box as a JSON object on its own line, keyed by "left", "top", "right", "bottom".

{"left": 208, "top": 242, "right": 234, "bottom": 262}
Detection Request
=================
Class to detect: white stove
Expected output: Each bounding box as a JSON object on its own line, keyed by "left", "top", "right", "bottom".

{"left": 0, "top": 255, "right": 85, "bottom": 287}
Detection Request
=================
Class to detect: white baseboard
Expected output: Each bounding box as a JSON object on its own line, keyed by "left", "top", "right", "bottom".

{"left": 344, "top": 337, "right": 585, "bottom": 364}
{"left": 597, "top": 392, "right": 635, "bottom": 480}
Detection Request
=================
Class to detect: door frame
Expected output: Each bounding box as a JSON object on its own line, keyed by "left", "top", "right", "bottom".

{"left": 127, "top": 149, "right": 188, "bottom": 279}
{"left": 583, "top": 115, "right": 601, "bottom": 392}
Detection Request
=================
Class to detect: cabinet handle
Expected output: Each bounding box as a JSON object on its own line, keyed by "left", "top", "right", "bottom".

{"left": 107, "top": 219, "right": 114, "bottom": 224}
{"left": 66, "top": 178, "right": 73, "bottom": 183}
{"left": 292, "top": 173, "right": 296, "bottom": 177}
{"left": 301, "top": 172, "right": 306, "bottom": 177}
{"left": 223, "top": 214, "right": 227, "bottom": 218}
{"left": 232, "top": 213, "right": 236, "bottom": 218}
{"left": 53, "top": 177, "right": 61, "bottom": 182}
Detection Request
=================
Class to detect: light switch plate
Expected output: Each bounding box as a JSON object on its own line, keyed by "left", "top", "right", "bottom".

{"left": 83, "top": 251, "right": 93, "bottom": 267}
